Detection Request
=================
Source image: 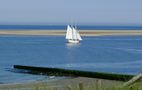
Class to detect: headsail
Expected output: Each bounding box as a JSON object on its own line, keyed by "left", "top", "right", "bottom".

{"left": 66, "top": 25, "right": 73, "bottom": 39}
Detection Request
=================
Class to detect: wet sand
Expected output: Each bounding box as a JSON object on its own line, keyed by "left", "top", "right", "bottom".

{"left": 0, "top": 30, "right": 142, "bottom": 36}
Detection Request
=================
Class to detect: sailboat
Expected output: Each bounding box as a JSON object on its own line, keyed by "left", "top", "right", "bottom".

{"left": 65, "top": 25, "right": 82, "bottom": 43}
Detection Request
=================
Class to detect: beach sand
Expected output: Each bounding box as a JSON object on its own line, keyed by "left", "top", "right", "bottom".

{"left": 0, "top": 30, "right": 142, "bottom": 36}
{"left": 0, "top": 77, "right": 123, "bottom": 90}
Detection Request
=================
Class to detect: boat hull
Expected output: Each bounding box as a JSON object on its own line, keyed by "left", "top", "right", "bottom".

{"left": 67, "top": 39, "right": 80, "bottom": 43}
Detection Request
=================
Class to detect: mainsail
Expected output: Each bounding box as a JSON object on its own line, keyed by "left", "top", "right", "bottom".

{"left": 72, "top": 27, "right": 82, "bottom": 40}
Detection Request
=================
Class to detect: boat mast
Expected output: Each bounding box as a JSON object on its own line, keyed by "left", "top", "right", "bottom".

{"left": 75, "top": 24, "right": 78, "bottom": 40}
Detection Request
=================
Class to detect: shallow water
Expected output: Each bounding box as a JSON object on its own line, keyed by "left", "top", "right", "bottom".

{"left": 0, "top": 35, "right": 142, "bottom": 84}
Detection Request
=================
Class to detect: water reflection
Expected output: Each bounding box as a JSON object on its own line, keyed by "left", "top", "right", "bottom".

{"left": 66, "top": 43, "right": 81, "bottom": 49}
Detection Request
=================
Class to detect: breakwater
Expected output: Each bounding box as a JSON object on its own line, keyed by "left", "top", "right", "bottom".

{"left": 14, "top": 65, "right": 134, "bottom": 81}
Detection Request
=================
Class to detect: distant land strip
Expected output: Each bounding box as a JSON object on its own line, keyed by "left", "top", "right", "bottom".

{"left": 0, "top": 30, "right": 142, "bottom": 36}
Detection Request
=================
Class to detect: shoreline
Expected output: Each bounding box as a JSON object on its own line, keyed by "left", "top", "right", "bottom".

{"left": 0, "top": 30, "right": 142, "bottom": 36}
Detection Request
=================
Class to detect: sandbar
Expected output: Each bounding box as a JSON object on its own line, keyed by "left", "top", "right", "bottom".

{"left": 0, "top": 30, "right": 142, "bottom": 36}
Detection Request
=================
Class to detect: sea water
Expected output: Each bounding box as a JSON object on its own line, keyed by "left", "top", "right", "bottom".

{"left": 1, "top": 25, "right": 142, "bottom": 30}
{"left": 0, "top": 34, "right": 142, "bottom": 84}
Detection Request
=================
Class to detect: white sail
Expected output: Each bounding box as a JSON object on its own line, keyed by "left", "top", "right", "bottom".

{"left": 72, "top": 27, "right": 78, "bottom": 40}
{"left": 65, "top": 25, "right": 82, "bottom": 43}
{"left": 66, "top": 25, "right": 73, "bottom": 39}
{"left": 72, "top": 27, "right": 82, "bottom": 40}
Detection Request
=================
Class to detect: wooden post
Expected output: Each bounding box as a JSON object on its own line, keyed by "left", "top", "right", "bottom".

{"left": 122, "top": 74, "right": 142, "bottom": 87}
{"left": 79, "top": 82, "right": 83, "bottom": 90}
{"left": 95, "top": 80, "right": 102, "bottom": 90}
{"left": 98, "top": 80, "right": 102, "bottom": 90}
{"left": 67, "top": 85, "right": 72, "bottom": 90}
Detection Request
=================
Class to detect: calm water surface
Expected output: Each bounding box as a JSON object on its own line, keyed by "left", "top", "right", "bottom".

{"left": 0, "top": 35, "right": 142, "bottom": 84}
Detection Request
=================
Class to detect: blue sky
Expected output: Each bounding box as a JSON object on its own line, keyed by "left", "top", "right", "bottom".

{"left": 0, "top": 0, "right": 142, "bottom": 25}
